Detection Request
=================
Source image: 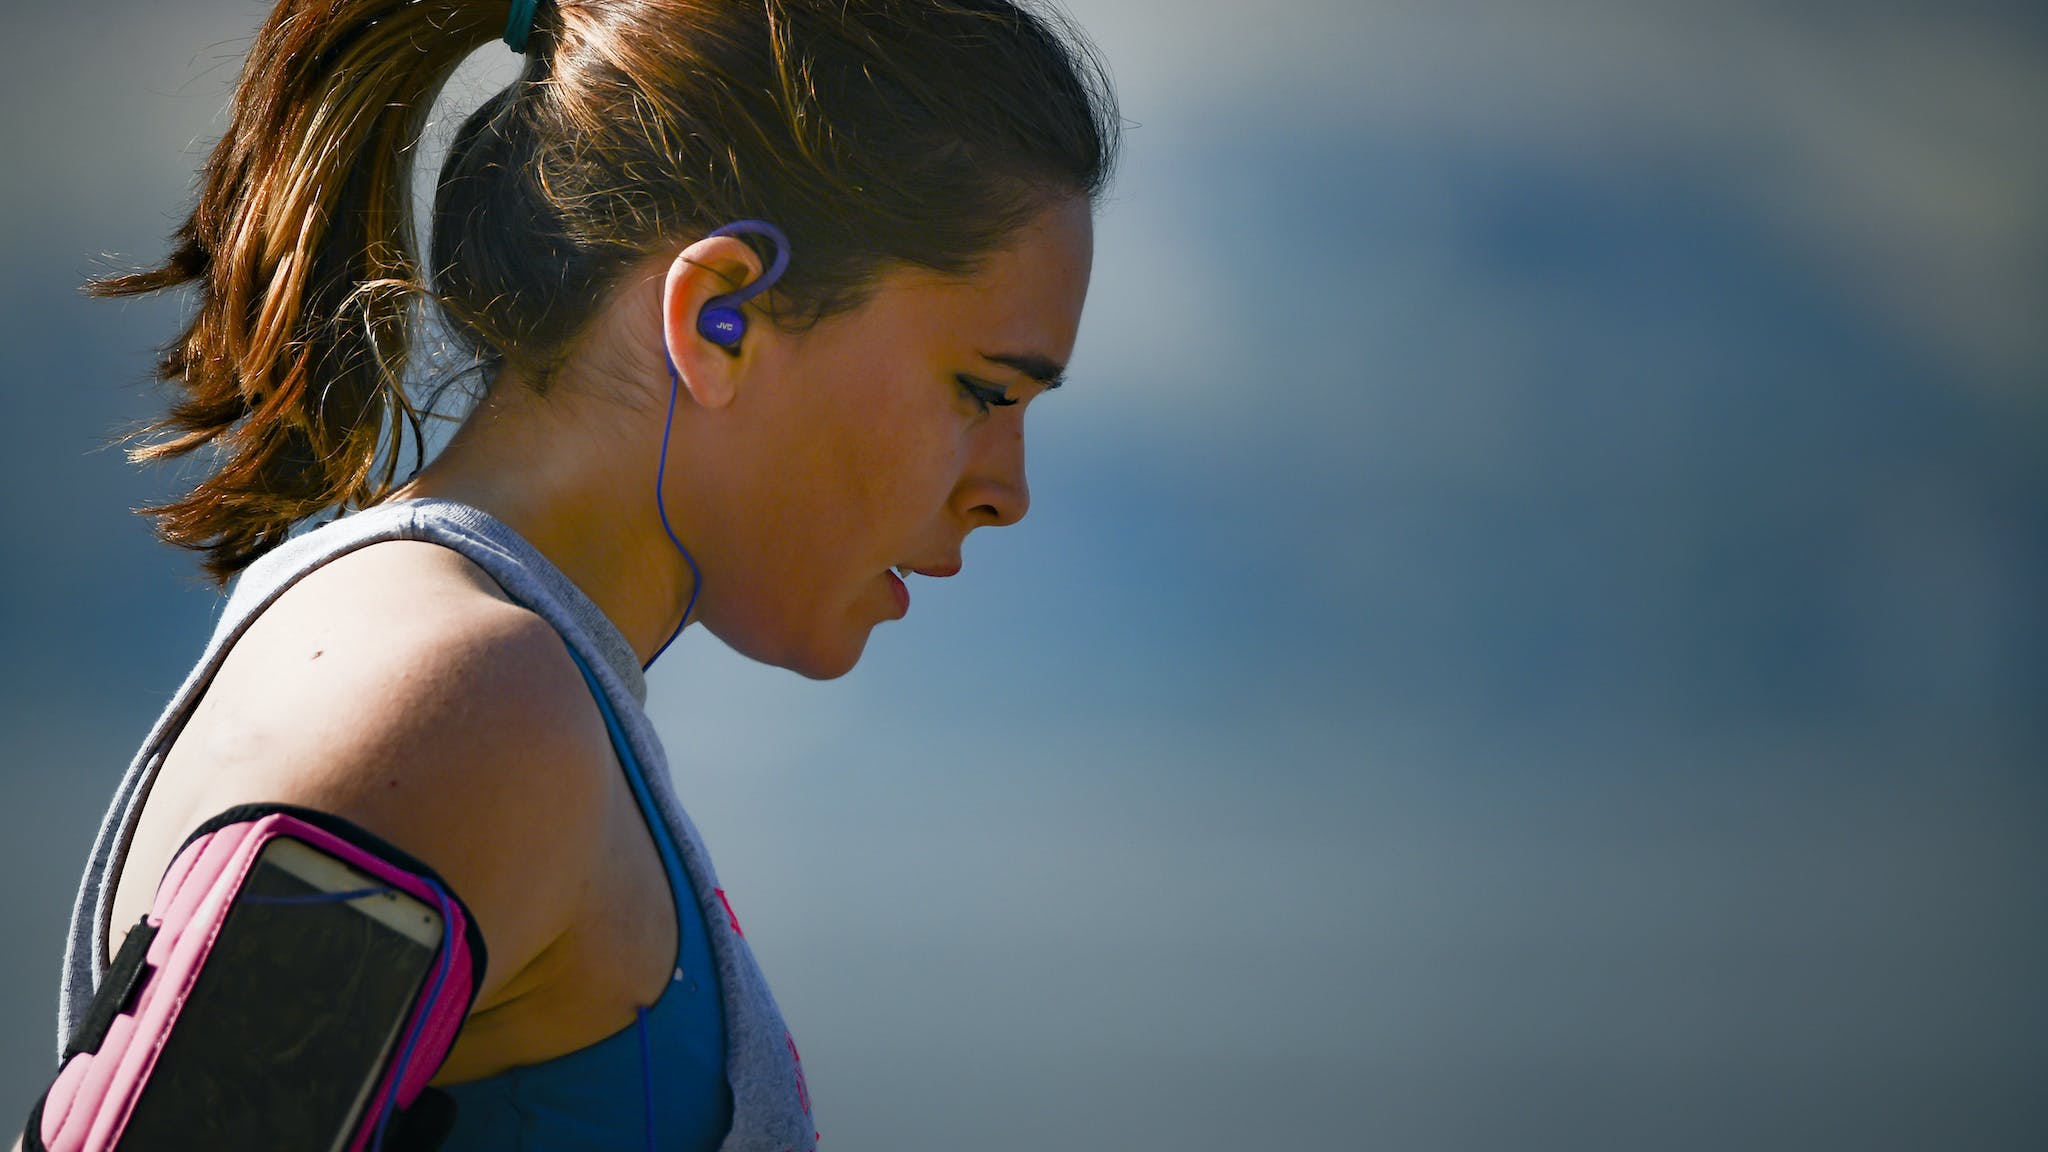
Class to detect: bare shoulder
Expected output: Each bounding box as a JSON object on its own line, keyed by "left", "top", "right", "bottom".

{"left": 192, "top": 540, "right": 605, "bottom": 816}
{"left": 131, "top": 539, "right": 613, "bottom": 1006}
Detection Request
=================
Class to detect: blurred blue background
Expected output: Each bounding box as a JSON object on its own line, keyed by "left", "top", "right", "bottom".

{"left": 5, "top": 1, "right": 2045, "bottom": 1148}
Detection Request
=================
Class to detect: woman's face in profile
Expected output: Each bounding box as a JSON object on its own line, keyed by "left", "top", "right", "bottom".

{"left": 685, "top": 196, "right": 1095, "bottom": 679}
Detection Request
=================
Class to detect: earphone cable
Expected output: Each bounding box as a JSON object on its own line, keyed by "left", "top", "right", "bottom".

{"left": 644, "top": 360, "right": 701, "bottom": 670}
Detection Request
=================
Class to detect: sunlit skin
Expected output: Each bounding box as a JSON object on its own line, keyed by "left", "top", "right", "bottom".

{"left": 97, "top": 197, "right": 1097, "bottom": 1086}
{"left": 656, "top": 196, "right": 1095, "bottom": 677}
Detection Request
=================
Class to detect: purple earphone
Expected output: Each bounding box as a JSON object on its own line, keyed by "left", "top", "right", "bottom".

{"left": 694, "top": 219, "right": 791, "bottom": 348}
{"left": 648, "top": 220, "right": 791, "bottom": 670}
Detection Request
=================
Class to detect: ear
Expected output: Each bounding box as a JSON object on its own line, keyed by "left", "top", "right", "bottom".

{"left": 661, "top": 236, "right": 767, "bottom": 411}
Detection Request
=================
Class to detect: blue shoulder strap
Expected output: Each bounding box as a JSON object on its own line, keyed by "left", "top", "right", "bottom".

{"left": 558, "top": 644, "right": 690, "bottom": 900}
{"left": 559, "top": 641, "right": 689, "bottom": 1152}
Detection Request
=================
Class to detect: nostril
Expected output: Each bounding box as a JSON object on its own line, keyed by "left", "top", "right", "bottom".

{"left": 975, "top": 496, "right": 1027, "bottom": 528}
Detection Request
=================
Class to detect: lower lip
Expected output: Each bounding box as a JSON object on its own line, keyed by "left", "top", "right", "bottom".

{"left": 885, "top": 569, "right": 910, "bottom": 618}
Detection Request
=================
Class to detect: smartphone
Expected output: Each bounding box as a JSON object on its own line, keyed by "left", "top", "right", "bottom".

{"left": 116, "top": 835, "right": 445, "bottom": 1151}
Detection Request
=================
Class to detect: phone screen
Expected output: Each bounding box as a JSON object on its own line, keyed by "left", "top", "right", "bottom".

{"left": 119, "top": 837, "right": 443, "bottom": 1150}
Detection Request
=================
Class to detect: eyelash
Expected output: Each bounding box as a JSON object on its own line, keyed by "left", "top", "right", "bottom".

{"left": 956, "top": 375, "right": 1018, "bottom": 414}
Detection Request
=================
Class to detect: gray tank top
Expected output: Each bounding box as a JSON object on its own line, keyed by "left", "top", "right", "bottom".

{"left": 56, "top": 498, "right": 820, "bottom": 1152}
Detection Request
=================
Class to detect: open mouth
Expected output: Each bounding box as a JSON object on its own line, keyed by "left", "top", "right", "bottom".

{"left": 884, "top": 568, "right": 910, "bottom": 616}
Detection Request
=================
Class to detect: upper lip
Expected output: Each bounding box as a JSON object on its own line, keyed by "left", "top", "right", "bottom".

{"left": 899, "top": 561, "right": 961, "bottom": 579}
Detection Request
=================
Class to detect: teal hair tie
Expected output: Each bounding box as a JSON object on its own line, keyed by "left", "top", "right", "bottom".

{"left": 504, "top": 0, "right": 540, "bottom": 52}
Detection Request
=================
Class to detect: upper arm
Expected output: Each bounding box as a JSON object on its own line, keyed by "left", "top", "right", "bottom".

{"left": 164, "top": 568, "right": 612, "bottom": 1013}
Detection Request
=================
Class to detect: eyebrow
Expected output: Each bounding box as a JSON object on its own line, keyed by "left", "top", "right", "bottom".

{"left": 979, "top": 352, "right": 1068, "bottom": 391}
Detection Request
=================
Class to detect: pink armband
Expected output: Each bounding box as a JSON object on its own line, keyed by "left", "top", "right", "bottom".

{"left": 26, "top": 805, "right": 487, "bottom": 1152}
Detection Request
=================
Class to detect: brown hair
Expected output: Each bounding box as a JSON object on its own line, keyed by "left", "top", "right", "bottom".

{"left": 93, "top": 0, "right": 1120, "bottom": 582}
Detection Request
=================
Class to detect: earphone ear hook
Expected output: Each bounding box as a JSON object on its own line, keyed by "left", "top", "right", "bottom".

{"left": 694, "top": 219, "right": 791, "bottom": 350}
{"left": 648, "top": 219, "right": 793, "bottom": 670}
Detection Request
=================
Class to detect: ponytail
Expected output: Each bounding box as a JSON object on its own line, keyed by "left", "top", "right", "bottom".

{"left": 92, "top": 0, "right": 504, "bottom": 583}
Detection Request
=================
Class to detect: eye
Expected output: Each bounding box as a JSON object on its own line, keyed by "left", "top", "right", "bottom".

{"left": 956, "top": 374, "right": 1019, "bottom": 415}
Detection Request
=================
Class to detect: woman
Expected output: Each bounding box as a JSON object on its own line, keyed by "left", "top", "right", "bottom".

{"left": 45, "top": 0, "right": 1117, "bottom": 1147}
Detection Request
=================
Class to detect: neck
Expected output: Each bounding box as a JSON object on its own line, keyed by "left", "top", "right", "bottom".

{"left": 386, "top": 368, "right": 695, "bottom": 667}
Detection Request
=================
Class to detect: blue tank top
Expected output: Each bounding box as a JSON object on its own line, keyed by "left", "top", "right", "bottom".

{"left": 437, "top": 643, "right": 733, "bottom": 1151}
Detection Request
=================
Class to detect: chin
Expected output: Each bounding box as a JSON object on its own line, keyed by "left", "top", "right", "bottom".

{"left": 785, "top": 642, "right": 864, "bottom": 681}
{"left": 711, "top": 619, "right": 871, "bottom": 681}
{"left": 793, "top": 657, "right": 860, "bottom": 681}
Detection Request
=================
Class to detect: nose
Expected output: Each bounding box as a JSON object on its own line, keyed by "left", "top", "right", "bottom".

{"left": 958, "top": 421, "right": 1030, "bottom": 529}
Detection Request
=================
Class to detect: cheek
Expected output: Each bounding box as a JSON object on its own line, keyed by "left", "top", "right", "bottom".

{"left": 834, "top": 399, "right": 958, "bottom": 521}
{"left": 758, "top": 406, "right": 927, "bottom": 579}
{"left": 742, "top": 366, "right": 962, "bottom": 583}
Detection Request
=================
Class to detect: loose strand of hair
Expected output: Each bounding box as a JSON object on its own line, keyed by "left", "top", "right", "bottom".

{"left": 89, "top": 0, "right": 504, "bottom": 583}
